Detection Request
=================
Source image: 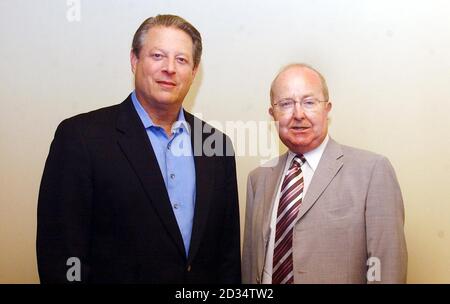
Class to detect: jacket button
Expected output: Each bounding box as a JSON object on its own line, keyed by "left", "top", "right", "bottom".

{"left": 187, "top": 265, "right": 192, "bottom": 272}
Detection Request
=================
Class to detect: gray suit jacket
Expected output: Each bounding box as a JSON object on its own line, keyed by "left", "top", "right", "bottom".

{"left": 242, "top": 138, "right": 407, "bottom": 283}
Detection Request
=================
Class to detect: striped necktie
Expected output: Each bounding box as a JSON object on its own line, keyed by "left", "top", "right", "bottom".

{"left": 272, "top": 154, "right": 306, "bottom": 284}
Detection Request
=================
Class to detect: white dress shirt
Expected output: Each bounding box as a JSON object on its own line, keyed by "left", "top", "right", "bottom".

{"left": 262, "top": 135, "right": 329, "bottom": 283}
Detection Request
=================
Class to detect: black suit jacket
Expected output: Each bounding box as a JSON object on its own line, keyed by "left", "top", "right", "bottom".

{"left": 37, "top": 95, "right": 241, "bottom": 283}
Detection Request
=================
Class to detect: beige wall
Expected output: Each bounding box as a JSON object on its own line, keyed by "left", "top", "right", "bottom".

{"left": 1, "top": 0, "right": 449, "bottom": 283}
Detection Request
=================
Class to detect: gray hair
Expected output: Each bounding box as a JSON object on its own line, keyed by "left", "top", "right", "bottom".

{"left": 132, "top": 14, "right": 202, "bottom": 68}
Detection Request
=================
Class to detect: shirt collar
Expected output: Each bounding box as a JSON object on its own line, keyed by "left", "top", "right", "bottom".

{"left": 287, "top": 134, "right": 329, "bottom": 172}
{"left": 131, "top": 90, "right": 190, "bottom": 135}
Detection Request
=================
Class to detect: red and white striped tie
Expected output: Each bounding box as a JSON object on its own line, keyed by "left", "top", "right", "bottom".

{"left": 272, "top": 154, "right": 306, "bottom": 284}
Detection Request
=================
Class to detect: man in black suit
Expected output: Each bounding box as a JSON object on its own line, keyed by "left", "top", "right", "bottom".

{"left": 36, "top": 14, "right": 241, "bottom": 283}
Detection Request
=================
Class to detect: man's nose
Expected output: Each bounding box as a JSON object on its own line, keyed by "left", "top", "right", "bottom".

{"left": 293, "top": 102, "right": 306, "bottom": 119}
{"left": 162, "top": 58, "right": 176, "bottom": 74}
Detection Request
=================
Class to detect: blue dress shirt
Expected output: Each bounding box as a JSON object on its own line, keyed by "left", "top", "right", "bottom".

{"left": 131, "top": 91, "right": 196, "bottom": 257}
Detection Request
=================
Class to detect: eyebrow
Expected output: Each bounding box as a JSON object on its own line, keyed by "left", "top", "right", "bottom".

{"left": 279, "top": 93, "right": 315, "bottom": 100}
{"left": 149, "top": 47, "right": 190, "bottom": 57}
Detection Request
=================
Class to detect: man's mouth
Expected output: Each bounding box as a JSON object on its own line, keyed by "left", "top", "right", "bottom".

{"left": 156, "top": 80, "right": 176, "bottom": 87}
{"left": 291, "top": 126, "right": 310, "bottom": 131}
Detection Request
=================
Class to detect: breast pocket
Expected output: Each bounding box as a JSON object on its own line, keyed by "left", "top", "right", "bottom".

{"left": 324, "top": 204, "right": 354, "bottom": 220}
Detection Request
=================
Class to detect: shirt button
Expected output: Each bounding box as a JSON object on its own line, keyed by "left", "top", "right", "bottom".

{"left": 187, "top": 265, "right": 192, "bottom": 272}
{"left": 170, "top": 173, "right": 175, "bottom": 179}
{"left": 173, "top": 203, "right": 179, "bottom": 210}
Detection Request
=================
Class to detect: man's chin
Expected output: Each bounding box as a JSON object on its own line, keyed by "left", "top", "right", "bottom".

{"left": 152, "top": 96, "right": 183, "bottom": 107}
{"left": 154, "top": 91, "right": 187, "bottom": 105}
{"left": 280, "top": 138, "right": 307, "bottom": 152}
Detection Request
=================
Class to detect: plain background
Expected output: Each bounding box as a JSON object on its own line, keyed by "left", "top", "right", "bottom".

{"left": 0, "top": 0, "right": 449, "bottom": 283}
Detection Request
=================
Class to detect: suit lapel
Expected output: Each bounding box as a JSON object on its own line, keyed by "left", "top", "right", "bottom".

{"left": 115, "top": 96, "right": 186, "bottom": 258}
{"left": 256, "top": 154, "right": 287, "bottom": 277}
{"left": 185, "top": 112, "right": 214, "bottom": 263}
{"left": 262, "top": 154, "right": 288, "bottom": 241}
{"left": 296, "top": 138, "right": 344, "bottom": 221}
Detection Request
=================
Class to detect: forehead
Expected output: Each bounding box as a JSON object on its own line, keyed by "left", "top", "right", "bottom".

{"left": 273, "top": 67, "right": 323, "bottom": 98}
{"left": 142, "top": 26, "right": 194, "bottom": 55}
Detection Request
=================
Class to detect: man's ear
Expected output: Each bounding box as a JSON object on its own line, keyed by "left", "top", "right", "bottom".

{"left": 326, "top": 101, "right": 332, "bottom": 113}
{"left": 268, "top": 106, "right": 274, "bottom": 118}
{"left": 192, "top": 63, "right": 199, "bottom": 78}
{"left": 130, "top": 50, "right": 138, "bottom": 74}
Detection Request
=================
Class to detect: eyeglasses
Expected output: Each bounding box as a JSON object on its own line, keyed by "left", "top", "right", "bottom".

{"left": 273, "top": 97, "right": 328, "bottom": 114}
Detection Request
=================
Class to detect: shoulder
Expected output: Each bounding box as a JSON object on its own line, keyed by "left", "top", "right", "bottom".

{"left": 185, "top": 112, "right": 227, "bottom": 136}
{"left": 185, "top": 111, "right": 235, "bottom": 155}
{"left": 334, "top": 141, "right": 395, "bottom": 174}
{"left": 341, "top": 144, "right": 384, "bottom": 162}
{"left": 248, "top": 154, "right": 286, "bottom": 182}
{"left": 59, "top": 103, "right": 121, "bottom": 129}
{"left": 54, "top": 101, "right": 124, "bottom": 139}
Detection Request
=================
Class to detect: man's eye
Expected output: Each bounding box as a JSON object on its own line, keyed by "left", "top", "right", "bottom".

{"left": 177, "top": 57, "right": 187, "bottom": 63}
{"left": 151, "top": 53, "right": 163, "bottom": 59}
{"left": 280, "top": 101, "right": 293, "bottom": 107}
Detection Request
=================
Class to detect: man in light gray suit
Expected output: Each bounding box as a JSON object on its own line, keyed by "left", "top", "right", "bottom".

{"left": 242, "top": 63, "right": 407, "bottom": 284}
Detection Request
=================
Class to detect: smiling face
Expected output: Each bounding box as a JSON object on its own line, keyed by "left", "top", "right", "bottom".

{"left": 269, "top": 66, "right": 332, "bottom": 154}
{"left": 130, "top": 26, "right": 198, "bottom": 112}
